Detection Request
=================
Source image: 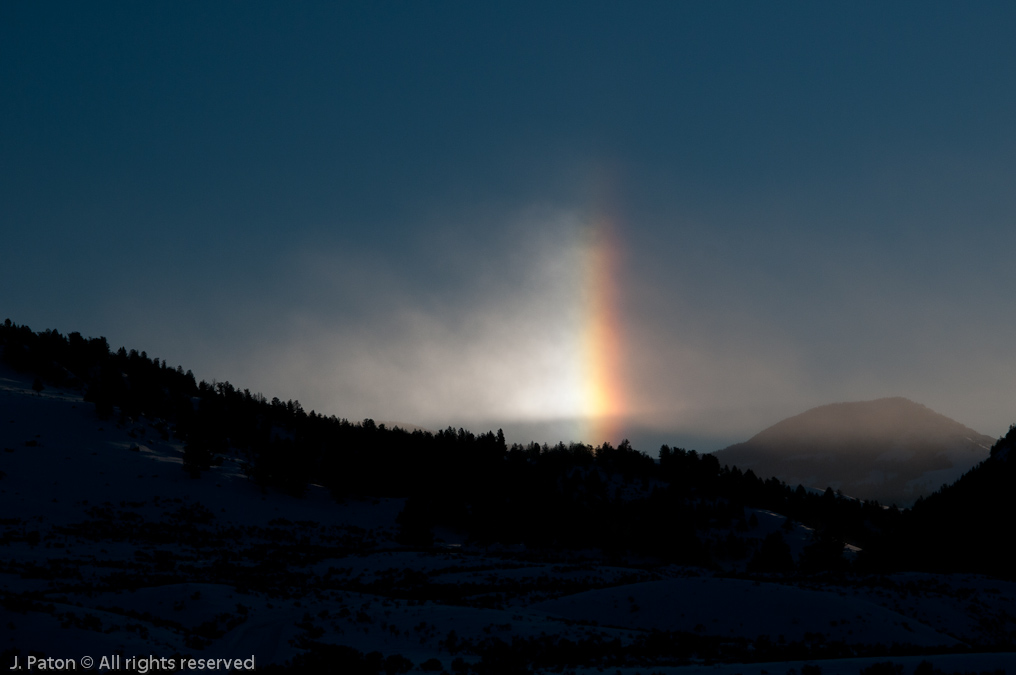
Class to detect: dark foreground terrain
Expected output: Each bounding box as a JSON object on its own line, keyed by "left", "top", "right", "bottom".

{"left": 1, "top": 322, "right": 1014, "bottom": 674}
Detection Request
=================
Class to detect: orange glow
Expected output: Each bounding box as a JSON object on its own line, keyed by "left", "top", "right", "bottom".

{"left": 581, "top": 216, "right": 626, "bottom": 445}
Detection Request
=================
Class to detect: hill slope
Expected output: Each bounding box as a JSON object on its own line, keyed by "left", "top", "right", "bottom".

{"left": 714, "top": 398, "right": 993, "bottom": 504}
{"left": 872, "top": 424, "right": 1016, "bottom": 577}
{"left": 4, "top": 322, "right": 1016, "bottom": 670}
{"left": 4, "top": 367, "right": 1016, "bottom": 672}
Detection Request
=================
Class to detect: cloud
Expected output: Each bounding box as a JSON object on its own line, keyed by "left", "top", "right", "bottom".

{"left": 233, "top": 206, "right": 596, "bottom": 430}
{"left": 96, "top": 150, "right": 1016, "bottom": 452}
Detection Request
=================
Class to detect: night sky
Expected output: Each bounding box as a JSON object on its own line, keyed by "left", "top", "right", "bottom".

{"left": 4, "top": 2, "right": 1016, "bottom": 451}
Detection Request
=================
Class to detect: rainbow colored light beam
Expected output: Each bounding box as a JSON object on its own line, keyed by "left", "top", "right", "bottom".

{"left": 578, "top": 215, "right": 627, "bottom": 446}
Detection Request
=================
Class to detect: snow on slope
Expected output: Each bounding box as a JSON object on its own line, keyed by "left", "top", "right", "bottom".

{"left": 3, "top": 369, "right": 1015, "bottom": 673}
{"left": 531, "top": 577, "right": 958, "bottom": 647}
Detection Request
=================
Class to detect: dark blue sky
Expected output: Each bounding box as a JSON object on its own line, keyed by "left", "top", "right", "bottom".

{"left": 5, "top": 2, "right": 1016, "bottom": 450}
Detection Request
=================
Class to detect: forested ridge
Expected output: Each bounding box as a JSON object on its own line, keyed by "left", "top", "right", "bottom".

{"left": 2, "top": 319, "right": 1011, "bottom": 577}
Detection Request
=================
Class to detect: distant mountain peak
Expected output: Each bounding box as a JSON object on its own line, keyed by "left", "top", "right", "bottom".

{"left": 715, "top": 398, "right": 993, "bottom": 505}
{"left": 742, "top": 397, "right": 978, "bottom": 445}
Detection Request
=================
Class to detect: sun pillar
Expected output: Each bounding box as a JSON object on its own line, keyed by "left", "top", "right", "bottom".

{"left": 581, "top": 216, "right": 626, "bottom": 446}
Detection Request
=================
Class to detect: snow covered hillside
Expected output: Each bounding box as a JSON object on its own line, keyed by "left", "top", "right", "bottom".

{"left": 2, "top": 369, "right": 1014, "bottom": 674}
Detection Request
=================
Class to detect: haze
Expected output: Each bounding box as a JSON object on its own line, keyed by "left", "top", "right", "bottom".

{"left": 4, "top": 3, "right": 1016, "bottom": 451}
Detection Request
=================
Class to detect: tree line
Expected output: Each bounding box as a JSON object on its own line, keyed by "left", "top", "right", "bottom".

{"left": 2, "top": 319, "right": 1011, "bottom": 577}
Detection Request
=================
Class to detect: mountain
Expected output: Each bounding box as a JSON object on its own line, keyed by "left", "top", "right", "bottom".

{"left": 4, "top": 321, "right": 1016, "bottom": 670}
{"left": 714, "top": 397, "right": 993, "bottom": 505}
{"left": 3, "top": 363, "right": 1015, "bottom": 671}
